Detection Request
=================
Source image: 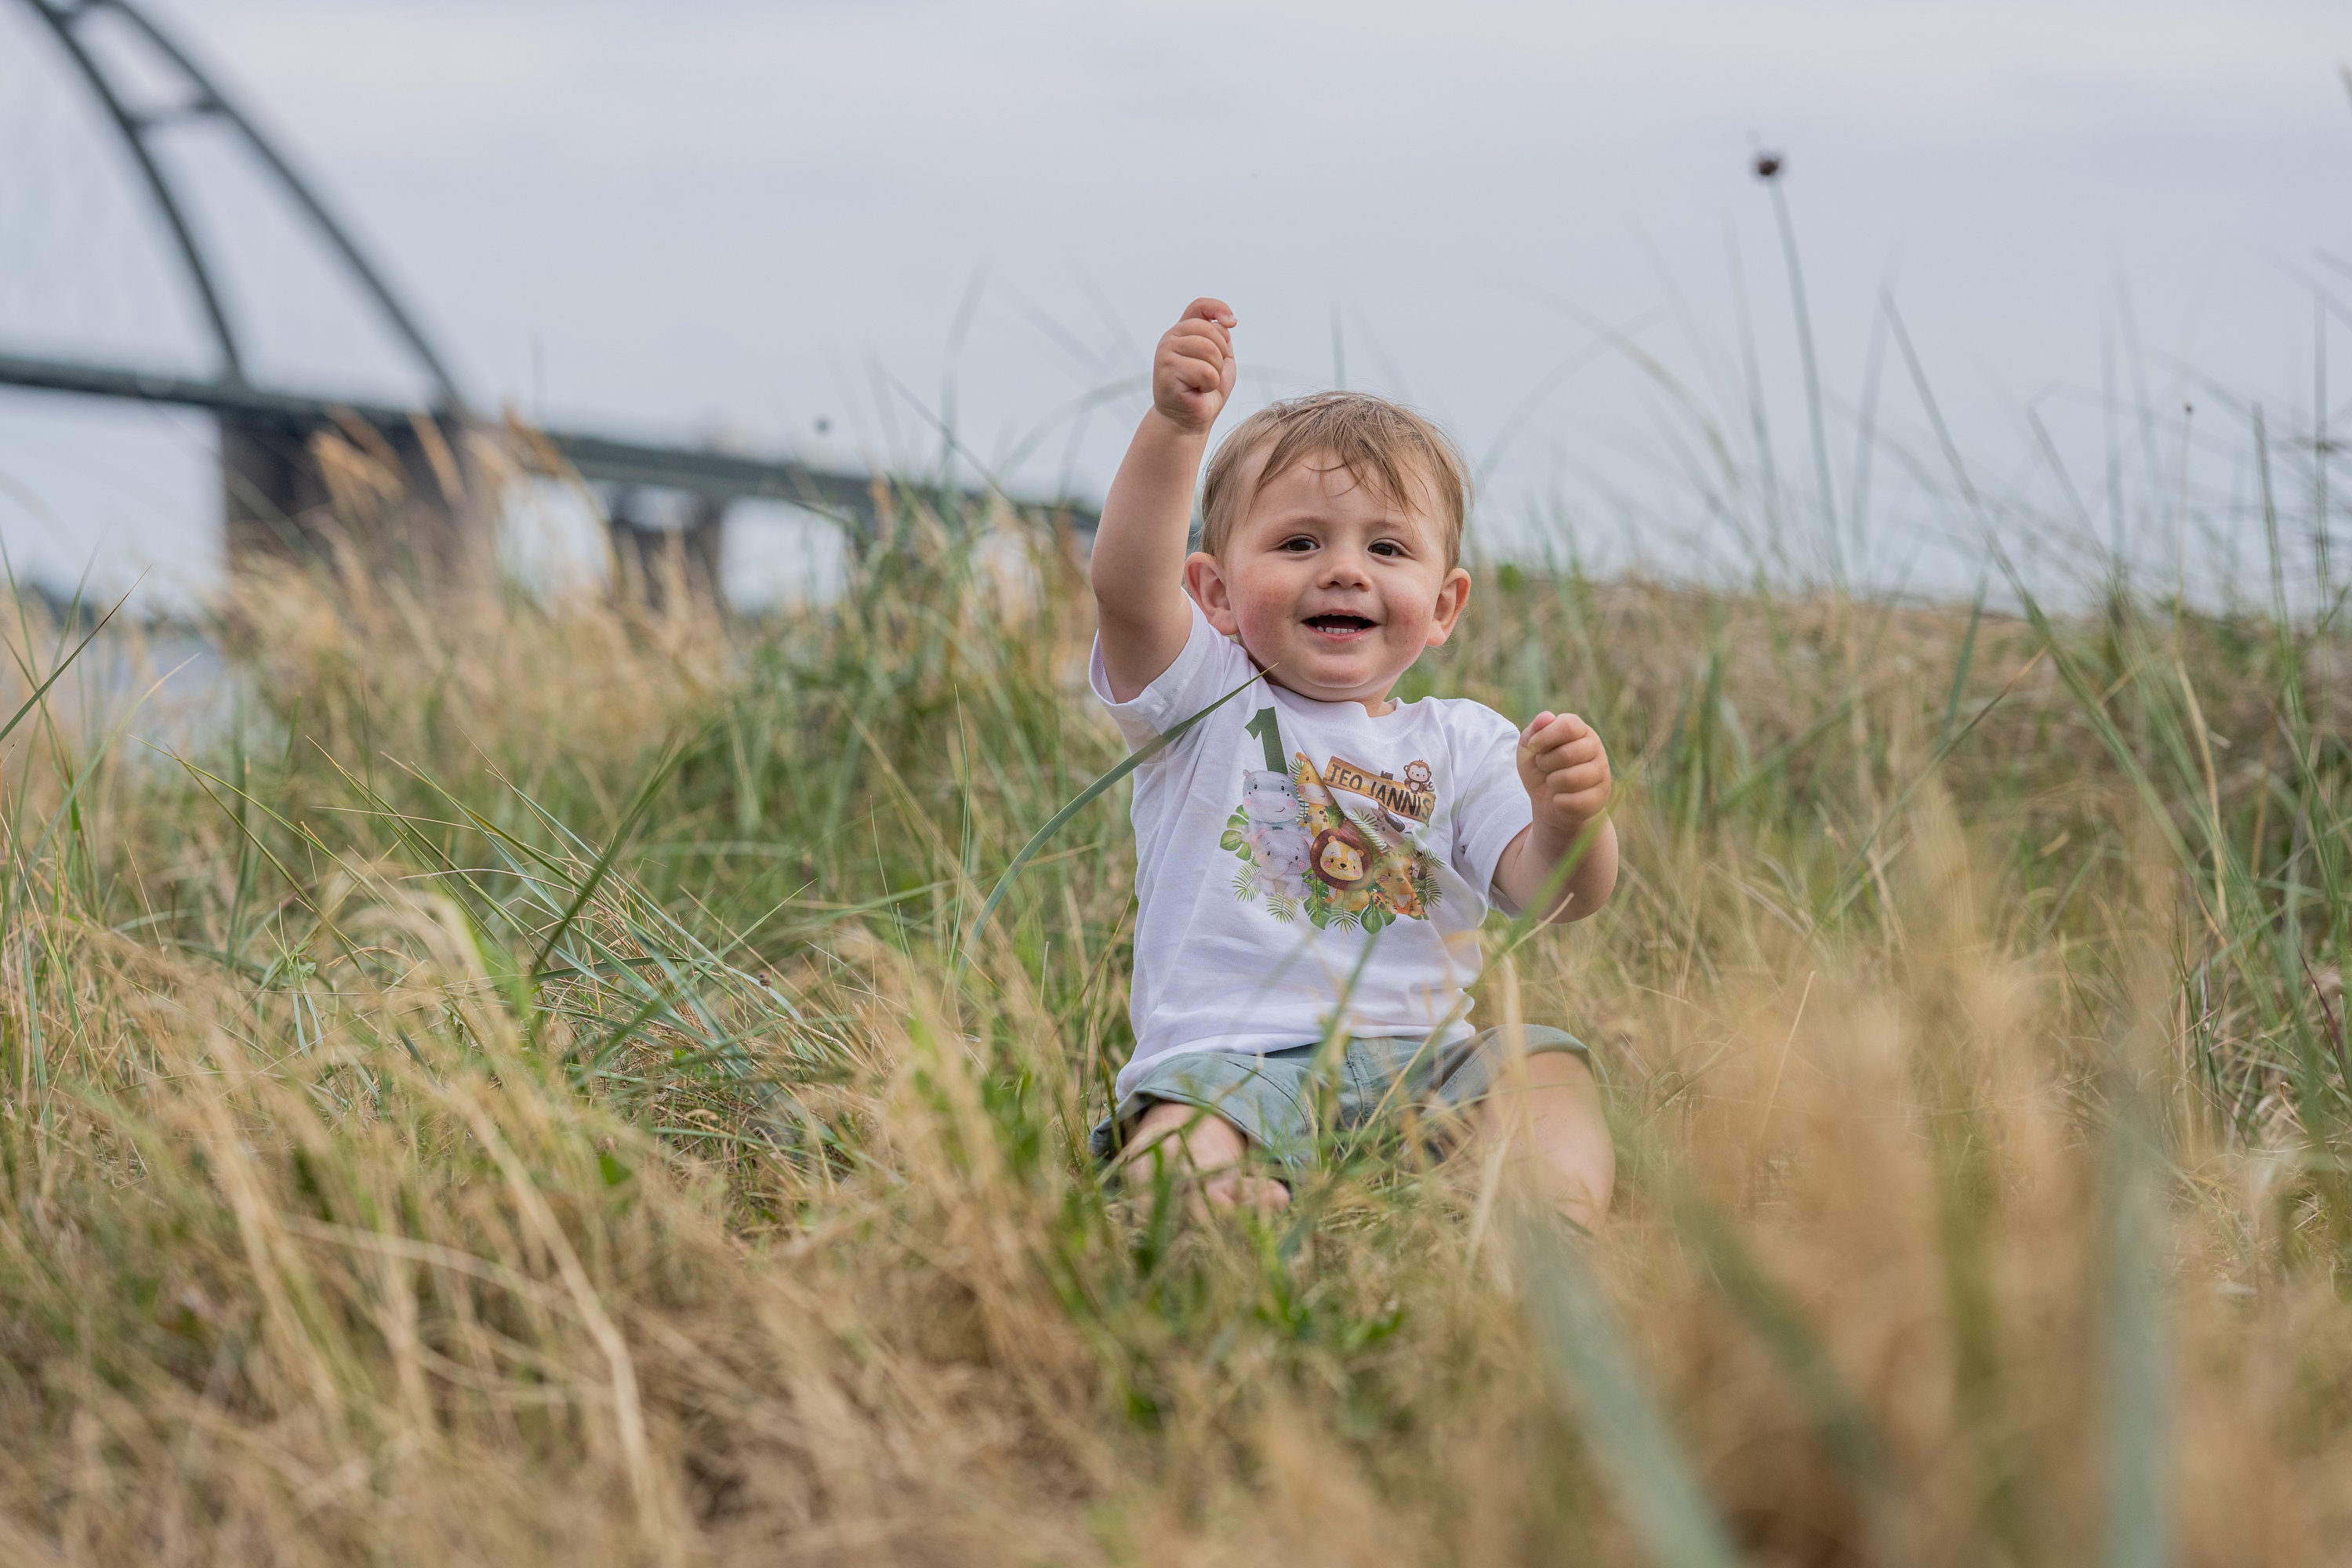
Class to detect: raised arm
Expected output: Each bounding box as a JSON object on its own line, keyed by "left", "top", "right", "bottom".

{"left": 1091, "top": 298, "right": 1237, "bottom": 702}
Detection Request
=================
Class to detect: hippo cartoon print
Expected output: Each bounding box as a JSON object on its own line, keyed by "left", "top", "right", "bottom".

{"left": 1239, "top": 768, "right": 1313, "bottom": 900}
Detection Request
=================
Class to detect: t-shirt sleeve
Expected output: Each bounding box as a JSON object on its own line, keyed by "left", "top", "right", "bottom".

{"left": 1087, "top": 597, "right": 1256, "bottom": 753}
{"left": 1447, "top": 702, "right": 1535, "bottom": 913}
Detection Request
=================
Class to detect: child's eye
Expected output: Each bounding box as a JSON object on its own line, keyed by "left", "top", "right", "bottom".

{"left": 1279, "top": 536, "right": 1316, "bottom": 553}
{"left": 1370, "top": 540, "right": 1405, "bottom": 557}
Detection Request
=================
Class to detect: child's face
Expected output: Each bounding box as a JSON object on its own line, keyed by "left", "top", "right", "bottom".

{"left": 1183, "top": 450, "right": 1471, "bottom": 712}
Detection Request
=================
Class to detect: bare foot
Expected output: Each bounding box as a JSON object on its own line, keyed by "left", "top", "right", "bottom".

{"left": 1120, "top": 1101, "right": 1290, "bottom": 1215}
{"left": 1196, "top": 1169, "right": 1291, "bottom": 1213}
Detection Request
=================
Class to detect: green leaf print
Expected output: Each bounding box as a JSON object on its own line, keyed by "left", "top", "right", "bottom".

{"left": 1221, "top": 805, "right": 1250, "bottom": 858}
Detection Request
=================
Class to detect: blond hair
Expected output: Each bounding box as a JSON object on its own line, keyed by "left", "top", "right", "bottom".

{"left": 1198, "top": 392, "right": 1471, "bottom": 567}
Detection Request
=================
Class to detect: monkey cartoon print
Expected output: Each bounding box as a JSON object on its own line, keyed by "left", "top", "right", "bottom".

{"left": 1219, "top": 705, "right": 1444, "bottom": 933}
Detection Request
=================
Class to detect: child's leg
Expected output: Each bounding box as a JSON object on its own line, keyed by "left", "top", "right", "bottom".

{"left": 1119, "top": 1099, "right": 1290, "bottom": 1213}
{"left": 1479, "top": 1050, "right": 1613, "bottom": 1230}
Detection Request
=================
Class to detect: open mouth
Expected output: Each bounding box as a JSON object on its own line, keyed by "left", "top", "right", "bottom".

{"left": 1305, "top": 613, "right": 1377, "bottom": 636}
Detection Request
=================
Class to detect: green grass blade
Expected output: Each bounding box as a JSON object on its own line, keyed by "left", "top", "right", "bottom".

{"left": 1671, "top": 1188, "right": 1897, "bottom": 1496}
{"left": 958, "top": 667, "right": 1266, "bottom": 967}
{"left": 530, "top": 718, "right": 715, "bottom": 978}
{"left": 2103, "top": 1068, "right": 2171, "bottom": 1568}
{"left": 1940, "top": 580, "right": 1986, "bottom": 747}
{"left": 0, "top": 588, "right": 129, "bottom": 753}
{"left": 1516, "top": 1218, "right": 1743, "bottom": 1568}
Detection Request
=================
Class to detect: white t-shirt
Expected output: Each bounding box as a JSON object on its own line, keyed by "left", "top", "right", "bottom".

{"left": 1091, "top": 600, "right": 1534, "bottom": 1098}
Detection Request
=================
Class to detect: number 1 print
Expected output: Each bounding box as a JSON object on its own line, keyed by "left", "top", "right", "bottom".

{"left": 1244, "top": 706, "right": 1284, "bottom": 773}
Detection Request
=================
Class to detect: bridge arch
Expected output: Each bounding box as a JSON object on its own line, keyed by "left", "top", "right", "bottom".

{"left": 16, "top": 0, "right": 463, "bottom": 408}
{"left": 2, "top": 2, "right": 1091, "bottom": 596}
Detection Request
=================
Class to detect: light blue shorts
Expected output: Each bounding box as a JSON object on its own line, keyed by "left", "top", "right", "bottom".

{"left": 1091, "top": 1026, "right": 1589, "bottom": 1172}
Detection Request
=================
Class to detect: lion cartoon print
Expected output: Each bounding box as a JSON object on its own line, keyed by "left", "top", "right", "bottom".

{"left": 1221, "top": 724, "right": 1444, "bottom": 933}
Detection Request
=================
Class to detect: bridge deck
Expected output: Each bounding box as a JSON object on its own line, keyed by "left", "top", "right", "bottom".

{"left": 0, "top": 350, "right": 1096, "bottom": 528}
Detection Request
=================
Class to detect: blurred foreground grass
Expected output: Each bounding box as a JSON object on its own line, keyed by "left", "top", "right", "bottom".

{"left": 0, "top": 506, "right": 2349, "bottom": 1566}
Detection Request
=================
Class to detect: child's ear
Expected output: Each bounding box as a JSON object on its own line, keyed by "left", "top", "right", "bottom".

{"left": 1424, "top": 568, "right": 1472, "bottom": 647}
{"left": 1185, "top": 552, "right": 1242, "bottom": 636}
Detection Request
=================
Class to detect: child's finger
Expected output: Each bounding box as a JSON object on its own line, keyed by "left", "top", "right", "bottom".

{"left": 1165, "top": 353, "right": 1223, "bottom": 393}
{"left": 1543, "top": 747, "right": 1609, "bottom": 780}
{"left": 1167, "top": 331, "right": 1232, "bottom": 371}
{"left": 1174, "top": 318, "right": 1233, "bottom": 358}
{"left": 1545, "top": 761, "right": 1610, "bottom": 796}
{"left": 1181, "top": 296, "right": 1237, "bottom": 328}
{"left": 1532, "top": 728, "right": 1600, "bottom": 757}
{"left": 1548, "top": 779, "right": 1611, "bottom": 811}
{"left": 1520, "top": 710, "right": 1592, "bottom": 749}
{"left": 1530, "top": 735, "right": 1603, "bottom": 773}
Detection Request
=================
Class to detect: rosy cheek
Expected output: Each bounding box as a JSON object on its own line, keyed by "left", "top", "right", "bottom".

{"left": 1247, "top": 589, "right": 1294, "bottom": 633}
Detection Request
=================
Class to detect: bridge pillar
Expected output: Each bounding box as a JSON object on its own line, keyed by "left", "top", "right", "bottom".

{"left": 605, "top": 486, "right": 727, "bottom": 612}
{"left": 221, "top": 411, "right": 490, "bottom": 586}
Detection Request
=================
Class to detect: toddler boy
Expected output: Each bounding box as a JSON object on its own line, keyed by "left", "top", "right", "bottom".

{"left": 1088, "top": 298, "right": 1617, "bottom": 1225}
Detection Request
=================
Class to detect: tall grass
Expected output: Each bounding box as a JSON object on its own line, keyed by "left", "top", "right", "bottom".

{"left": 0, "top": 442, "right": 2349, "bottom": 1566}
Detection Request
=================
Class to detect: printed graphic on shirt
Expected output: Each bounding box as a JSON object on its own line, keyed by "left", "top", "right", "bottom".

{"left": 1219, "top": 706, "right": 1444, "bottom": 933}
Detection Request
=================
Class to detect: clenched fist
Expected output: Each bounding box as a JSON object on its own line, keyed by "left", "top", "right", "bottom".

{"left": 1517, "top": 710, "right": 1613, "bottom": 837}
{"left": 1152, "top": 297, "right": 1238, "bottom": 434}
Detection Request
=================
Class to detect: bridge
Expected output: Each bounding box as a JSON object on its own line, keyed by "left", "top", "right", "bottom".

{"left": 0, "top": 0, "right": 1092, "bottom": 601}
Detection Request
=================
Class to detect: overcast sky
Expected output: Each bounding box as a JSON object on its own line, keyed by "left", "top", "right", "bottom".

{"left": 2, "top": 0, "right": 2350, "bottom": 608}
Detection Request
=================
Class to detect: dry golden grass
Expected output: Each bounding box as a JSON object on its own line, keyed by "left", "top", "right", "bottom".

{"left": 0, "top": 522, "right": 2346, "bottom": 1565}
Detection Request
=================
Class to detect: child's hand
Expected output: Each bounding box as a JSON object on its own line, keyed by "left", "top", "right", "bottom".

{"left": 1517, "top": 711, "right": 1613, "bottom": 839}
{"left": 1151, "top": 298, "right": 1238, "bottom": 434}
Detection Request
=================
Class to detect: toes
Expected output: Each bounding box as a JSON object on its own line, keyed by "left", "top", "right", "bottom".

{"left": 1198, "top": 1174, "right": 1291, "bottom": 1214}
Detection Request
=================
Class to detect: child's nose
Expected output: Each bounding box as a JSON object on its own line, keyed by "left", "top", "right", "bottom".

{"left": 1319, "top": 547, "right": 1373, "bottom": 586}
